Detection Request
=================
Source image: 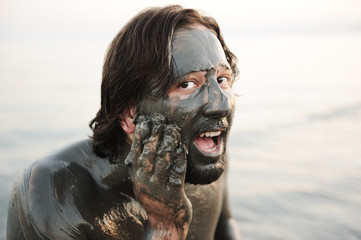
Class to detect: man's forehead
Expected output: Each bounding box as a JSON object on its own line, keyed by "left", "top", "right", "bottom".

{"left": 171, "top": 28, "right": 230, "bottom": 78}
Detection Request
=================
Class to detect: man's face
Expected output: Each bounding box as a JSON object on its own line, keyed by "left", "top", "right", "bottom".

{"left": 137, "top": 26, "right": 235, "bottom": 185}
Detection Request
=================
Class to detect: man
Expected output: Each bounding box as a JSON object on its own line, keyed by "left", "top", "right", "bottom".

{"left": 7, "top": 5, "right": 241, "bottom": 240}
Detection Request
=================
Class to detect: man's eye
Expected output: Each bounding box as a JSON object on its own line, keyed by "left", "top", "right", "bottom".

{"left": 217, "top": 76, "right": 228, "bottom": 85}
{"left": 179, "top": 81, "right": 196, "bottom": 89}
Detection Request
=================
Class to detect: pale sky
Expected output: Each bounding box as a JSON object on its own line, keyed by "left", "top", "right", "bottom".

{"left": 1, "top": 0, "right": 361, "bottom": 40}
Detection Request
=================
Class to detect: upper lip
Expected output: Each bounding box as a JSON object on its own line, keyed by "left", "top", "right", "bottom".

{"left": 199, "top": 131, "right": 222, "bottom": 138}
{"left": 195, "top": 128, "right": 226, "bottom": 139}
{"left": 191, "top": 119, "right": 229, "bottom": 140}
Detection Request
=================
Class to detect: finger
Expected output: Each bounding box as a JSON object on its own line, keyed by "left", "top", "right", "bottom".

{"left": 138, "top": 113, "right": 166, "bottom": 173}
{"left": 153, "top": 124, "right": 181, "bottom": 184}
{"left": 169, "top": 145, "right": 187, "bottom": 187}
{"left": 125, "top": 115, "right": 147, "bottom": 168}
{"left": 139, "top": 116, "right": 151, "bottom": 143}
{"left": 150, "top": 113, "right": 165, "bottom": 135}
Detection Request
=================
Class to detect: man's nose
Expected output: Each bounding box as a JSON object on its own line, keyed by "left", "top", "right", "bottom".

{"left": 202, "top": 80, "right": 231, "bottom": 119}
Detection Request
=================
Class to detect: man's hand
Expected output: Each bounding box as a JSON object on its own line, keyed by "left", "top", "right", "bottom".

{"left": 125, "top": 113, "right": 192, "bottom": 240}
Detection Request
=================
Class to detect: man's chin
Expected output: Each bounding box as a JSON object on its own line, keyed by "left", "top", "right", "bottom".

{"left": 184, "top": 155, "right": 225, "bottom": 185}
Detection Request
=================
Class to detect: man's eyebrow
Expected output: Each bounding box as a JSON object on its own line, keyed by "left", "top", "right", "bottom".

{"left": 219, "top": 63, "right": 231, "bottom": 70}
{"left": 217, "top": 65, "right": 232, "bottom": 73}
{"left": 178, "top": 66, "right": 231, "bottom": 80}
{"left": 174, "top": 73, "right": 191, "bottom": 83}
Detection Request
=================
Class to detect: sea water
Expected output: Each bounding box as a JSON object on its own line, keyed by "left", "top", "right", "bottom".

{"left": 227, "top": 32, "right": 361, "bottom": 239}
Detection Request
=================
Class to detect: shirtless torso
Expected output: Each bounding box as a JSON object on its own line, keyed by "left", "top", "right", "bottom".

{"left": 7, "top": 139, "right": 232, "bottom": 240}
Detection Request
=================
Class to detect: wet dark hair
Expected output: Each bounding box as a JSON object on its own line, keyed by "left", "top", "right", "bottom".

{"left": 89, "top": 5, "right": 239, "bottom": 162}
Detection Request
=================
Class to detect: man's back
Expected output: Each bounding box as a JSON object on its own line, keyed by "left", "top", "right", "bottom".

{"left": 7, "top": 139, "right": 226, "bottom": 239}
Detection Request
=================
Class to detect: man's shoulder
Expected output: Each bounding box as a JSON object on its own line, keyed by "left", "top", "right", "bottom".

{"left": 42, "top": 138, "right": 98, "bottom": 165}
{"left": 8, "top": 139, "right": 146, "bottom": 239}
{"left": 27, "top": 138, "right": 131, "bottom": 193}
{"left": 24, "top": 139, "right": 100, "bottom": 204}
{"left": 15, "top": 139, "right": 110, "bottom": 216}
{"left": 28, "top": 138, "right": 106, "bottom": 179}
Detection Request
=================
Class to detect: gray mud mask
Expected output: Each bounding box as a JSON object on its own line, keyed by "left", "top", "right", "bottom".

{"left": 137, "top": 27, "right": 235, "bottom": 184}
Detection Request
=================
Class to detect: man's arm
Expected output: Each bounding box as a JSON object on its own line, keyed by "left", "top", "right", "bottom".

{"left": 126, "top": 114, "right": 192, "bottom": 240}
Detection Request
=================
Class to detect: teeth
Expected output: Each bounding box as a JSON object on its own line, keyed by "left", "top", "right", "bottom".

{"left": 199, "top": 131, "right": 221, "bottom": 138}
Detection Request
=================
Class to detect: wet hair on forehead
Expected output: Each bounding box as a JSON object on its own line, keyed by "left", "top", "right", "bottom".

{"left": 89, "top": 5, "right": 239, "bottom": 162}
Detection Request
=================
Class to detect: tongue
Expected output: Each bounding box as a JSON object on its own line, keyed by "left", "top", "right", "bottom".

{"left": 194, "top": 136, "right": 215, "bottom": 151}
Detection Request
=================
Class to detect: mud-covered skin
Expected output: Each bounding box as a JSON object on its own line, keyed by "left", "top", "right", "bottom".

{"left": 171, "top": 28, "right": 231, "bottom": 78}
{"left": 7, "top": 140, "right": 147, "bottom": 240}
{"left": 138, "top": 28, "right": 236, "bottom": 185}
{"left": 125, "top": 114, "right": 192, "bottom": 239}
{"left": 121, "top": 28, "right": 239, "bottom": 239}
{"left": 7, "top": 139, "right": 237, "bottom": 239}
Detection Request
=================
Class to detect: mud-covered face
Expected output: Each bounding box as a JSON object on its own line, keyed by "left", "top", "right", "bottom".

{"left": 137, "top": 27, "right": 235, "bottom": 185}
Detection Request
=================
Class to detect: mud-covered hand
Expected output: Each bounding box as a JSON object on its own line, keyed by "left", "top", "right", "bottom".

{"left": 125, "top": 114, "right": 192, "bottom": 240}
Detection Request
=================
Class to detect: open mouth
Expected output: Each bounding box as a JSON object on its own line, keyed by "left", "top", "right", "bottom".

{"left": 193, "top": 130, "right": 224, "bottom": 157}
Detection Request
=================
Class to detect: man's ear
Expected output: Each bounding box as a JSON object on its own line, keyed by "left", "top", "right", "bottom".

{"left": 119, "top": 106, "right": 135, "bottom": 134}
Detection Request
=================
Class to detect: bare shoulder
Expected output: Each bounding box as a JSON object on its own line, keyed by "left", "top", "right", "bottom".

{"left": 7, "top": 139, "right": 147, "bottom": 240}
